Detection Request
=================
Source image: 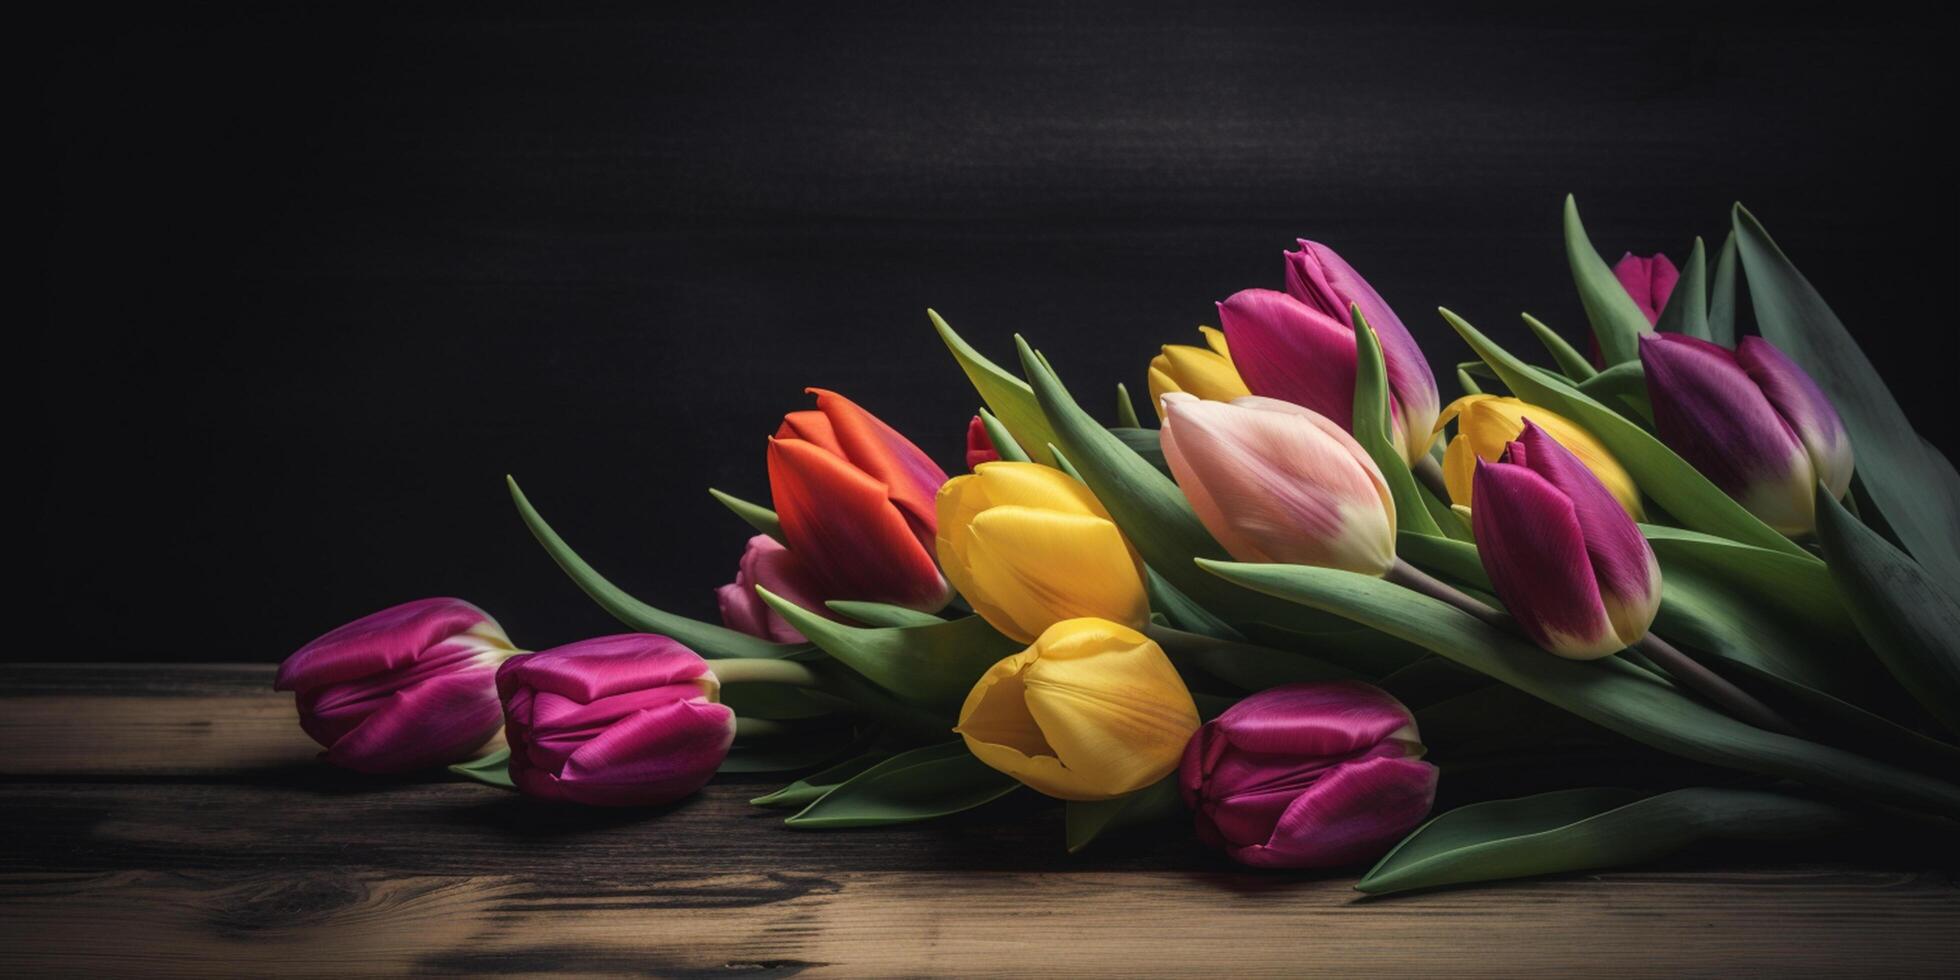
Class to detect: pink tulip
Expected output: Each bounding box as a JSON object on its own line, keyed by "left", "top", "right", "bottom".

{"left": 965, "top": 414, "right": 1000, "bottom": 470}
{"left": 767, "top": 389, "right": 953, "bottom": 612}
{"left": 1159, "top": 393, "right": 1397, "bottom": 575}
{"left": 274, "top": 598, "right": 517, "bottom": 773}
{"left": 1613, "top": 252, "right": 1680, "bottom": 325}
{"left": 498, "top": 634, "right": 734, "bottom": 807}
{"left": 1471, "top": 421, "right": 1663, "bottom": 659}
{"left": 716, "top": 534, "right": 834, "bottom": 644}
{"left": 1639, "top": 333, "right": 1853, "bottom": 536}
{"left": 1180, "top": 681, "right": 1437, "bottom": 869}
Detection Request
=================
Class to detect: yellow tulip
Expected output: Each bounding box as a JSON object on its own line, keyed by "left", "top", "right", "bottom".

{"left": 1436, "top": 395, "right": 1643, "bottom": 518}
{"left": 1148, "top": 326, "right": 1251, "bottom": 420}
{"left": 956, "top": 617, "right": 1200, "bottom": 801}
{"left": 935, "top": 462, "right": 1151, "bottom": 643}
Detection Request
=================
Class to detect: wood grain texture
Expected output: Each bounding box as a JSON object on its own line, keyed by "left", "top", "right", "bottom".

{"left": 3, "top": 664, "right": 1957, "bottom": 976}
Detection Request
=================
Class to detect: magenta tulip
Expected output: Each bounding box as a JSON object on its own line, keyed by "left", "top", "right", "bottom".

{"left": 1639, "top": 333, "right": 1853, "bottom": 536}
{"left": 1159, "top": 393, "right": 1397, "bottom": 575}
{"left": 274, "top": 597, "right": 518, "bottom": 773}
{"left": 1180, "top": 681, "right": 1437, "bottom": 869}
{"left": 965, "top": 414, "right": 1000, "bottom": 470}
{"left": 1613, "top": 252, "right": 1680, "bottom": 325}
{"left": 716, "top": 534, "right": 836, "bottom": 644}
{"left": 1220, "top": 242, "right": 1439, "bottom": 465}
{"left": 498, "top": 634, "right": 734, "bottom": 807}
{"left": 1471, "top": 421, "right": 1663, "bottom": 659}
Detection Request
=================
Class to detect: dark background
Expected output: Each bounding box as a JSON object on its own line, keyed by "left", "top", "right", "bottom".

{"left": 37, "top": 2, "right": 1949, "bottom": 662}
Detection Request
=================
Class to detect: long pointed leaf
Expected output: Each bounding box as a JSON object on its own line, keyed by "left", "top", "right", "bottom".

{"left": 977, "top": 407, "right": 1031, "bottom": 464}
{"left": 1564, "top": 195, "right": 1655, "bottom": 365}
{"left": 1654, "top": 237, "right": 1709, "bottom": 340}
{"left": 760, "top": 590, "right": 1017, "bottom": 710}
{"left": 1353, "top": 311, "right": 1441, "bottom": 536}
{"left": 1520, "top": 314, "right": 1597, "bottom": 381}
{"left": 785, "top": 741, "right": 1019, "bottom": 828}
{"left": 1065, "top": 776, "right": 1183, "bottom": 853}
{"left": 708, "top": 487, "right": 783, "bottom": 542}
{"left": 931, "top": 310, "right": 1058, "bottom": 465}
{"left": 1708, "top": 230, "right": 1739, "bottom": 347}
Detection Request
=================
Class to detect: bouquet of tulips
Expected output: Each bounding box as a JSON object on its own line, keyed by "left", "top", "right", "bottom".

{"left": 277, "top": 197, "right": 1959, "bottom": 894}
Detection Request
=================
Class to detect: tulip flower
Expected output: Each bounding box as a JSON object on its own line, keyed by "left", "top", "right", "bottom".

{"left": 1146, "top": 326, "right": 1251, "bottom": 420}
{"left": 936, "top": 462, "right": 1150, "bottom": 643}
{"left": 965, "top": 415, "right": 1000, "bottom": 470}
{"left": 767, "top": 388, "right": 953, "bottom": 612}
{"left": 1639, "top": 334, "right": 1853, "bottom": 536}
{"left": 716, "top": 534, "right": 835, "bottom": 644}
{"left": 1159, "top": 393, "right": 1397, "bottom": 575}
{"left": 498, "top": 633, "right": 735, "bottom": 807}
{"left": 1436, "top": 394, "right": 1641, "bottom": 519}
{"left": 274, "top": 598, "right": 518, "bottom": 773}
{"left": 957, "top": 618, "right": 1200, "bottom": 801}
{"left": 1613, "top": 252, "right": 1680, "bottom": 325}
{"left": 1471, "top": 420, "right": 1662, "bottom": 659}
{"left": 1180, "top": 681, "right": 1437, "bottom": 869}
{"left": 1218, "top": 242, "right": 1439, "bottom": 464}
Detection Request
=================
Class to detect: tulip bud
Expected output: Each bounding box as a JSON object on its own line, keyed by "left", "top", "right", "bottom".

{"left": 1613, "top": 252, "right": 1680, "bottom": 325}
{"left": 1639, "top": 334, "right": 1853, "bottom": 536}
{"left": 1212, "top": 242, "right": 1439, "bottom": 465}
{"left": 1436, "top": 394, "right": 1641, "bottom": 519}
{"left": 716, "top": 534, "right": 835, "bottom": 644}
{"left": 274, "top": 598, "right": 517, "bottom": 773}
{"left": 498, "top": 634, "right": 735, "bottom": 807}
{"left": 1146, "top": 326, "right": 1251, "bottom": 420}
{"left": 965, "top": 415, "right": 1001, "bottom": 470}
{"left": 1159, "top": 393, "right": 1397, "bottom": 575}
{"left": 1180, "top": 681, "right": 1437, "bottom": 869}
{"left": 1471, "top": 421, "right": 1663, "bottom": 659}
{"left": 767, "top": 388, "right": 953, "bottom": 612}
{"left": 936, "top": 462, "right": 1150, "bottom": 643}
{"left": 957, "top": 618, "right": 1200, "bottom": 801}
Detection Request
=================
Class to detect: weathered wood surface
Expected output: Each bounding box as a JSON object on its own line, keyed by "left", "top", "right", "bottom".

{"left": 3, "top": 664, "right": 1957, "bottom": 977}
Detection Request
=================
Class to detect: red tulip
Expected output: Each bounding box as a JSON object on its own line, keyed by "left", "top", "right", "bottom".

{"left": 965, "top": 415, "right": 1001, "bottom": 470}
{"left": 767, "top": 389, "right": 953, "bottom": 611}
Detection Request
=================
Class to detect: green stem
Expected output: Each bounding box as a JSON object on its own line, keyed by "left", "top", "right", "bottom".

{"left": 1411, "top": 455, "right": 1452, "bottom": 504}
{"left": 711, "top": 657, "right": 824, "bottom": 689}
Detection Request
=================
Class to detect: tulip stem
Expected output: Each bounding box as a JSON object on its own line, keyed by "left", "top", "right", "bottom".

{"left": 1385, "top": 560, "right": 1510, "bottom": 630}
{"left": 1633, "top": 634, "right": 1801, "bottom": 737}
{"left": 1411, "top": 455, "right": 1451, "bottom": 503}
{"left": 710, "top": 657, "right": 824, "bottom": 690}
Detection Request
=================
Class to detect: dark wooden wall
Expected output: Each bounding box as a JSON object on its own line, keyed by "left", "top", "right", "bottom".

{"left": 38, "top": 2, "right": 1949, "bottom": 661}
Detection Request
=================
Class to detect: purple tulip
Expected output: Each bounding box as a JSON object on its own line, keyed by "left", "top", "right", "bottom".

{"left": 1180, "top": 681, "right": 1437, "bottom": 869}
{"left": 1639, "top": 333, "right": 1854, "bottom": 536}
{"left": 1471, "top": 421, "right": 1663, "bottom": 659}
{"left": 716, "top": 534, "right": 834, "bottom": 644}
{"left": 1222, "top": 242, "right": 1439, "bottom": 465}
{"left": 1613, "top": 252, "right": 1680, "bottom": 325}
{"left": 498, "top": 634, "right": 734, "bottom": 807}
{"left": 274, "top": 598, "right": 518, "bottom": 773}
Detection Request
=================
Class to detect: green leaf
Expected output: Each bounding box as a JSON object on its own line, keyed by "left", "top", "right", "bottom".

{"left": 508, "top": 476, "right": 810, "bottom": 660}
{"left": 751, "top": 751, "right": 889, "bottom": 808}
{"left": 1015, "top": 336, "right": 1423, "bottom": 673}
{"left": 1455, "top": 366, "right": 1483, "bottom": 396}
{"left": 720, "top": 726, "right": 866, "bottom": 774}
{"left": 931, "top": 309, "right": 1059, "bottom": 465}
{"left": 1520, "top": 314, "right": 1597, "bottom": 381}
{"left": 785, "top": 741, "right": 1019, "bottom": 828}
{"left": 1352, "top": 309, "right": 1442, "bottom": 537}
{"left": 719, "top": 682, "right": 838, "bottom": 721}
{"left": 760, "top": 592, "right": 1018, "bottom": 710}
{"left": 1143, "top": 565, "right": 1244, "bottom": 641}
{"left": 1734, "top": 205, "right": 1960, "bottom": 588}
{"left": 1573, "top": 360, "right": 1652, "bottom": 424}
{"left": 1114, "top": 383, "right": 1142, "bottom": 428}
{"left": 977, "top": 407, "right": 1031, "bottom": 464}
{"left": 1108, "top": 427, "right": 1171, "bottom": 477}
{"left": 1654, "top": 237, "right": 1709, "bottom": 340}
{"left": 1148, "top": 622, "right": 1355, "bottom": 691}
{"left": 449, "top": 748, "right": 514, "bottom": 789}
{"left": 1563, "top": 195, "right": 1654, "bottom": 366}
{"left": 1440, "top": 309, "right": 1811, "bottom": 559}
{"left": 1356, "top": 787, "right": 1854, "bottom": 895}
{"left": 1815, "top": 485, "right": 1960, "bottom": 735}
{"left": 1197, "top": 559, "right": 1960, "bottom": 818}
{"left": 1708, "top": 230, "right": 1739, "bottom": 348}
{"left": 1065, "top": 776, "right": 1184, "bottom": 853}
{"left": 707, "top": 488, "right": 782, "bottom": 542}
{"left": 825, "top": 600, "right": 946, "bottom": 629}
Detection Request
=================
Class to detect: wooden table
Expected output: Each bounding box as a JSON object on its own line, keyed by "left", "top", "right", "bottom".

{"left": 4, "top": 664, "right": 1956, "bottom": 977}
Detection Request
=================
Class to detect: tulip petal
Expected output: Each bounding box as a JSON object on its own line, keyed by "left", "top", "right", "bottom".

{"left": 1470, "top": 460, "right": 1621, "bottom": 658}
{"left": 495, "top": 635, "right": 715, "bottom": 705}
{"left": 1513, "top": 422, "right": 1661, "bottom": 646}
{"left": 957, "top": 506, "right": 1150, "bottom": 642}
{"left": 768, "top": 436, "right": 952, "bottom": 610}
{"left": 1219, "top": 288, "right": 1404, "bottom": 442}
{"left": 1613, "top": 252, "right": 1681, "bottom": 325}
{"left": 1285, "top": 240, "right": 1440, "bottom": 459}
{"left": 275, "top": 597, "right": 505, "bottom": 691}
{"left": 1639, "top": 333, "right": 1814, "bottom": 534}
{"left": 808, "top": 388, "right": 948, "bottom": 544}
{"left": 1233, "top": 755, "right": 1438, "bottom": 868}
{"left": 1435, "top": 395, "right": 1642, "bottom": 518}
{"left": 1735, "top": 337, "right": 1854, "bottom": 501}
{"left": 548, "top": 699, "right": 736, "bottom": 806}
{"left": 964, "top": 415, "right": 1000, "bottom": 470}
{"left": 717, "top": 534, "right": 831, "bottom": 644}
{"left": 316, "top": 665, "right": 504, "bottom": 773}
{"left": 776, "top": 410, "right": 845, "bottom": 457}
